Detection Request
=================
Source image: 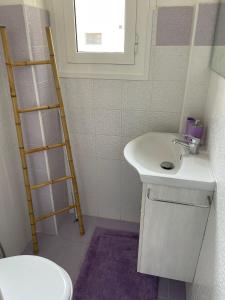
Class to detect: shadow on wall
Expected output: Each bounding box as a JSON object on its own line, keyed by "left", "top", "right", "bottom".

{"left": 0, "top": 242, "right": 6, "bottom": 258}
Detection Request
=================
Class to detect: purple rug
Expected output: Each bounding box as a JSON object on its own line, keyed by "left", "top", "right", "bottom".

{"left": 74, "top": 228, "right": 158, "bottom": 300}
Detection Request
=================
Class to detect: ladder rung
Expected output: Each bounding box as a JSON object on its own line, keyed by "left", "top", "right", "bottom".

{"left": 25, "top": 143, "right": 66, "bottom": 155}
{"left": 31, "top": 176, "right": 73, "bottom": 190}
{"left": 35, "top": 204, "right": 76, "bottom": 222}
{"left": 11, "top": 60, "right": 51, "bottom": 67}
{"left": 18, "top": 104, "right": 60, "bottom": 113}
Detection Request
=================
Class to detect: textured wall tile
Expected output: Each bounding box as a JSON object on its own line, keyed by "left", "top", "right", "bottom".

{"left": 195, "top": 4, "right": 219, "bottom": 46}
{"left": 41, "top": 110, "right": 63, "bottom": 144}
{"left": 120, "top": 161, "right": 142, "bottom": 222}
{"left": 25, "top": 6, "right": 49, "bottom": 47}
{"left": 151, "top": 46, "right": 189, "bottom": 81}
{"left": 96, "top": 159, "right": 121, "bottom": 220}
{"left": 123, "top": 81, "right": 152, "bottom": 110}
{"left": 67, "top": 108, "right": 95, "bottom": 135}
{"left": 73, "top": 155, "right": 98, "bottom": 217}
{"left": 95, "top": 135, "right": 122, "bottom": 160}
{"left": 34, "top": 65, "right": 52, "bottom": 83}
{"left": 21, "top": 112, "right": 43, "bottom": 148}
{"left": 26, "top": 8, "right": 44, "bottom": 46}
{"left": 93, "top": 80, "right": 123, "bottom": 109}
{"left": 47, "top": 148, "right": 68, "bottom": 178}
{"left": 51, "top": 182, "right": 68, "bottom": 211}
{"left": 183, "top": 82, "right": 209, "bottom": 122}
{"left": 149, "top": 111, "right": 180, "bottom": 132}
{"left": 189, "top": 47, "right": 211, "bottom": 84}
{"left": 37, "top": 81, "right": 57, "bottom": 105}
{"left": 72, "top": 134, "right": 96, "bottom": 158}
{"left": 26, "top": 152, "right": 47, "bottom": 178}
{"left": 65, "top": 79, "right": 93, "bottom": 108}
{"left": 32, "top": 45, "right": 49, "bottom": 60}
{"left": 122, "top": 110, "right": 151, "bottom": 138}
{"left": 157, "top": 6, "right": 193, "bottom": 46}
{"left": 94, "top": 109, "right": 121, "bottom": 136}
{"left": 14, "top": 69, "right": 37, "bottom": 107}
{"left": 151, "top": 81, "right": 184, "bottom": 113}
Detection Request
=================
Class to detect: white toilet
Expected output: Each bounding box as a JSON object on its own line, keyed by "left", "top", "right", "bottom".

{"left": 0, "top": 255, "right": 73, "bottom": 300}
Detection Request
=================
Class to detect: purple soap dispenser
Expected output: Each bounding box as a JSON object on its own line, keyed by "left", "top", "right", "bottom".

{"left": 185, "top": 117, "right": 195, "bottom": 137}
{"left": 190, "top": 119, "right": 204, "bottom": 139}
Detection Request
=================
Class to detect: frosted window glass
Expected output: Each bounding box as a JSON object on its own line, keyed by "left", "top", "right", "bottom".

{"left": 74, "top": 0, "right": 125, "bottom": 53}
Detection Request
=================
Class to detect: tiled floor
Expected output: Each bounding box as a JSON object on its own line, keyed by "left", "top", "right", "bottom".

{"left": 23, "top": 215, "right": 186, "bottom": 300}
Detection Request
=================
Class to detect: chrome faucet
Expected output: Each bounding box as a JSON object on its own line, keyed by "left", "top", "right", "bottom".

{"left": 173, "top": 136, "right": 201, "bottom": 155}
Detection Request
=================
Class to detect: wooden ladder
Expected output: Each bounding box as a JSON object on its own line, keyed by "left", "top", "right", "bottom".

{"left": 0, "top": 26, "right": 85, "bottom": 254}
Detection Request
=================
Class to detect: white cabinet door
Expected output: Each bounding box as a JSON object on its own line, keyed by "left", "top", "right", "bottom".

{"left": 138, "top": 190, "right": 209, "bottom": 282}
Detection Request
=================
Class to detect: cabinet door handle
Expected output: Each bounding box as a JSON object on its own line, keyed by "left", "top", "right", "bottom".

{"left": 150, "top": 197, "right": 212, "bottom": 208}
{"left": 147, "top": 188, "right": 151, "bottom": 199}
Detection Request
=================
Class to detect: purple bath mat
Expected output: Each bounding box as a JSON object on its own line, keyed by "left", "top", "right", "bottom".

{"left": 74, "top": 228, "right": 158, "bottom": 300}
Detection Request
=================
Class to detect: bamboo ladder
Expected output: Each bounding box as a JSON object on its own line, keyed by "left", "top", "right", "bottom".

{"left": 0, "top": 26, "right": 85, "bottom": 254}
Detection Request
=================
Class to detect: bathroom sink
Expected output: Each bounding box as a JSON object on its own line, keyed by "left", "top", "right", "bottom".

{"left": 124, "top": 132, "right": 215, "bottom": 191}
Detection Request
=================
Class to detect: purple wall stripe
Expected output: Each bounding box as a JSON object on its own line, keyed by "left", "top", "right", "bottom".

{"left": 156, "top": 6, "right": 193, "bottom": 46}
{"left": 0, "top": 5, "right": 29, "bottom": 60}
{"left": 214, "top": 3, "right": 225, "bottom": 46}
{"left": 195, "top": 3, "right": 219, "bottom": 46}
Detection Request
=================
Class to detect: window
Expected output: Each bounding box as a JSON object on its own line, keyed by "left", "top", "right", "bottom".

{"left": 75, "top": 0, "right": 125, "bottom": 53}
{"left": 64, "top": 0, "right": 137, "bottom": 64}
{"left": 48, "top": 0, "right": 152, "bottom": 79}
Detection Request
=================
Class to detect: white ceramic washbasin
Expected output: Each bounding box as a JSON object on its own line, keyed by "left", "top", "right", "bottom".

{"left": 124, "top": 132, "right": 215, "bottom": 191}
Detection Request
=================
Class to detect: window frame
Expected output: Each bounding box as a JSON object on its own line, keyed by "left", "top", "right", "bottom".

{"left": 47, "top": 0, "right": 152, "bottom": 80}
{"left": 64, "top": 0, "right": 137, "bottom": 64}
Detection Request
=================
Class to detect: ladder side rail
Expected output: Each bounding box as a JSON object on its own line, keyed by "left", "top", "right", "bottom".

{"left": 45, "top": 27, "right": 85, "bottom": 235}
{"left": 0, "top": 27, "right": 39, "bottom": 254}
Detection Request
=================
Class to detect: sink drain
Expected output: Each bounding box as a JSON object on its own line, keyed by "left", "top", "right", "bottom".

{"left": 160, "top": 161, "right": 175, "bottom": 170}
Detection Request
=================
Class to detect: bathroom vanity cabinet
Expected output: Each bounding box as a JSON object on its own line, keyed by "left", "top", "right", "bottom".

{"left": 138, "top": 184, "right": 213, "bottom": 282}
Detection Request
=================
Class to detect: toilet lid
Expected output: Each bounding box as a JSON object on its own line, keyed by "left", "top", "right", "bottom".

{"left": 0, "top": 255, "right": 73, "bottom": 300}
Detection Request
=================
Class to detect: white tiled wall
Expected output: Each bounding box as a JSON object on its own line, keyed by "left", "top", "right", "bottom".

{"left": 61, "top": 44, "right": 189, "bottom": 221}
{"left": 60, "top": 19, "right": 214, "bottom": 222}
{"left": 150, "top": 46, "right": 189, "bottom": 81}
{"left": 58, "top": 4, "right": 220, "bottom": 222}
{"left": 151, "top": 81, "right": 184, "bottom": 113}
{"left": 186, "top": 71, "right": 225, "bottom": 300}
